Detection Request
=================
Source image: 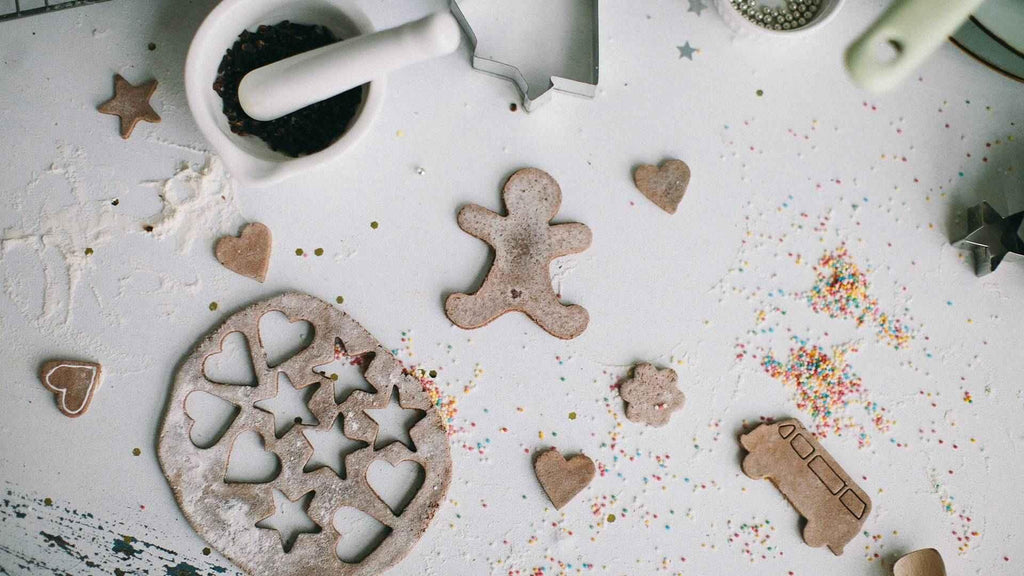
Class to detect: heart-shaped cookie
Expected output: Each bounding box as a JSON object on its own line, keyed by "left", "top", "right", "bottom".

{"left": 633, "top": 159, "right": 691, "bottom": 214}
{"left": 39, "top": 360, "right": 102, "bottom": 418}
{"left": 533, "top": 448, "right": 595, "bottom": 510}
{"left": 215, "top": 222, "right": 272, "bottom": 282}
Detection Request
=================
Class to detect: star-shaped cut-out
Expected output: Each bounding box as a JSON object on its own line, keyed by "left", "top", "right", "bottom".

{"left": 688, "top": 0, "right": 708, "bottom": 16}
{"left": 254, "top": 372, "right": 319, "bottom": 438}
{"left": 255, "top": 489, "right": 320, "bottom": 553}
{"left": 312, "top": 339, "right": 377, "bottom": 403}
{"left": 301, "top": 414, "right": 368, "bottom": 478}
{"left": 364, "top": 387, "right": 425, "bottom": 451}
{"left": 677, "top": 42, "right": 698, "bottom": 61}
{"left": 952, "top": 202, "right": 1024, "bottom": 276}
{"left": 97, "top": 74, "right": 160, "bottom": 139}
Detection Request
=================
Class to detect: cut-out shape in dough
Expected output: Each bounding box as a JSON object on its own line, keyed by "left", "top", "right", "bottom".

{"left": 313, "top": 338, "right": 376, "bottom": 403}
{"left": 365, "top": 387, "right": 426, "bottom": 451}
{"left": 185, "top": 390, "right": 240, "bottom": 449}
{"left": 739, "top": 418, "right": 872, "bottom": 556}
{"left": 633, "top": 159, "right": 691, "bottom": 214}
{"left": 301, "top": 415, "right": 368, "bottom": 478}
{"left": 533, "top": 447, "right": 595, "bottom": 510}
{"left": 158, "top": 293, "right": 453, "bottom": 576}
{"left": 225, "top": 431, "right": 281, "bottom": 484}
{"left": 259, "top": 311, "right": 314, "bottom": 368}
{"left": 254, "top": 372, "right": 319, "bottom": 438}
{"left": 38, "top": 360, "right": 103, "bottom": 418}
{"left": 619, "top": 363, "right": 685, "bottom": 427}
{"left": 203, "top": 331, "right": 258, "bottom": 386}
{"left": 894, "top": 548, "right": 946, "bottom": 576}
{"left": 333, "top": 507, "right": 392, "bottom": 564}
{"left": 256, "top": 489, "right": 321, "bottom": 553}
{"left": 366, "top": 460, "right": 425, "bottom": 516}
{"left": 445, "top": 168, "right": 592, "bottom": 340}
{"left": 216, "top": 222, "right": 272, "bottom": 282}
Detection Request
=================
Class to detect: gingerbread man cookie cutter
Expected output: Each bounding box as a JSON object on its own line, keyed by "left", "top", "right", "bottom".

{"left": 446, "top": 168, "right": 592, "bottom": 340}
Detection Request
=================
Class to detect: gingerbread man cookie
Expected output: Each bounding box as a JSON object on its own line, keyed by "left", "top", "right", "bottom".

{"left": 446, "top": 168, "right": 592, "bottom": 340}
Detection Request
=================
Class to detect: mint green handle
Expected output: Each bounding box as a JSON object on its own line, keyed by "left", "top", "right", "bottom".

{"left": 846, "top": 0, "right": 986, "bottom": 92}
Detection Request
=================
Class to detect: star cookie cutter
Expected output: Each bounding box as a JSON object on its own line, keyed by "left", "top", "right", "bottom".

{"left": 450, "top": 0, "right": 599, "bottom": 111}
{"left": 952, "top": 201, "right": 1024, "bottom": 276}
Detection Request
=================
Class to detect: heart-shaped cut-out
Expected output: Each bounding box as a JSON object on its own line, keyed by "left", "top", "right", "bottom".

{"left": 259, "top": 311, "right": 315, "bottom": 368}
{"left": 203, "top": 331, "right": 257, "bottom": 386}
{"left": 633, "top": 159, "right": 691, "bottom": 214}
{"left": 184, "top": 391, "right": 240, "bottom": 449}
{"left": 215, "top": 222, "right": 272, "bottom": 282}
{"left": 224, "top": 431, "right": 281, "bottom": 484}
{"left": 533, "top": 448, "right": 595, "bottom": 510}
{"left": 333, "top": 507, "right": 392, "bottom": 564}
{"left": 366, "top": 460, "right": 425, "bottom": 516}
{"left": 39, "top": 360, "right": 103, "bottom": 418}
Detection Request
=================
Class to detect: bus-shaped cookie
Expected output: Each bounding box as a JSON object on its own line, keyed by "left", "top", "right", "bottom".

{"left": 740, "top": 418, "right": 871, "bottom": 555}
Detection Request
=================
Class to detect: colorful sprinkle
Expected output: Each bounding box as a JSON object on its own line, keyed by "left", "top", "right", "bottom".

{"left": 804, "top": 245, "right": 913, "bottom": 349}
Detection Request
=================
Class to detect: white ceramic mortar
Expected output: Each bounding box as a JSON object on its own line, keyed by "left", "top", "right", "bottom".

{"left": 185, "top": 0, "right": 386, "bottom": 187}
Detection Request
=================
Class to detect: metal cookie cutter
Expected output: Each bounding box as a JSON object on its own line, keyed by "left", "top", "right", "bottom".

{"left": 450, "top": 0, "right": 599, "bottom": 111}
{"left": 952, "top": 201, "right": 1024, "bottom": 276}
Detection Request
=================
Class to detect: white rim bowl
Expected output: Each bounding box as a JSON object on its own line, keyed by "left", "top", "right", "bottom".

{"left": 717, "top": 0, "right": 846, "bottom": 37}
{"left": 185, "top": 0, "right": 386, "bottom": 187}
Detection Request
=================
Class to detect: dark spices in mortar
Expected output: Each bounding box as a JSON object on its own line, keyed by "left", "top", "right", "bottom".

{"left": 213, "top": 21, "right": 364, "bottom": 157}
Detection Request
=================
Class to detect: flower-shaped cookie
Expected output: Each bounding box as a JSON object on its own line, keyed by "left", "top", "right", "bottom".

{"left": 619, "top": 363, "right": 685, "bottom": 427}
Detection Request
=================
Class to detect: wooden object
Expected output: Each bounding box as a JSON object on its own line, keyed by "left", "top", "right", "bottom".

{"left": 894, "top": 549, "right": 946, "bottom": 576}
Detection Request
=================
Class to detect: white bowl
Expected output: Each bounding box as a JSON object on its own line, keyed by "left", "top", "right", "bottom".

{"left": 717, "top": 0, "right": 846, "bottom": 38}
{"left": 185, "top": 0, "right": 386, "bottom": 187}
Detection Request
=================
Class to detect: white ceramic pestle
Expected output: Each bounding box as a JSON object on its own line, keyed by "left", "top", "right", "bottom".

{"left": 238, "top": 12, "right": 461, "bottom": 122}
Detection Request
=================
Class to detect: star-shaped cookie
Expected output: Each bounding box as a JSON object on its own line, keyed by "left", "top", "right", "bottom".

{"left": 98, "top": 74, "right": 161, "bottom": 139}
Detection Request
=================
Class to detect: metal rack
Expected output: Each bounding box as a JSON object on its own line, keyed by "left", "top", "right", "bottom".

{"left": 1, "top": 0, "right": 113, "bottom": 23}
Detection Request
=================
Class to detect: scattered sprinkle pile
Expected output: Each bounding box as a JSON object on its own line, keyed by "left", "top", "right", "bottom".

{"left": 805, "top": 245, "right": 913, "bottom": 349}
{"left": 762, "top": 342, "right": 892, "bottom": 448}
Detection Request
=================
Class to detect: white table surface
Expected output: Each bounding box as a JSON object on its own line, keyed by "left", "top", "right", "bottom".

{"left": 1, "top": 1, "right": 1023, "bottom": 575}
